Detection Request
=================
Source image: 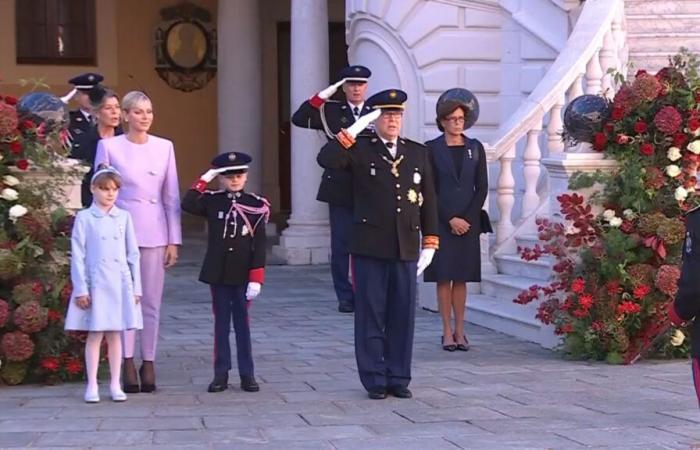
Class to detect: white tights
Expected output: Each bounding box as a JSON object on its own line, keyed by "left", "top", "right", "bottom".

{"left": 85, "top": 331, "right": 122, "bottom": 390}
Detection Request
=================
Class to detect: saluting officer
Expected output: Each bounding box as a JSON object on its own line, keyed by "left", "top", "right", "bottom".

{"left": 182, "top": 152, "right": 270, "bottom": 394}
{"left": 65, "top": 72, "right": 104, "bottom": 153}
{"left": 292, "top": 65, "right": 374, "bottom": 314}
{"left": 670, "top": 204, "right": 700, "bottom": 408}
{"left": 317, "top": 89, "right": 439, "bottom": 400}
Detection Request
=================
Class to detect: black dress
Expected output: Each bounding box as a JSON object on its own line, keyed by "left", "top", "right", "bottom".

{"left": 423, "top": 135, "right": 488, "bottom": 282}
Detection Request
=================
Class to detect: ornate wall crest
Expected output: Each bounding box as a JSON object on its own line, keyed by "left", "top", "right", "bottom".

{"left": 154, "top": 1, "right": 217, "bottom": 92}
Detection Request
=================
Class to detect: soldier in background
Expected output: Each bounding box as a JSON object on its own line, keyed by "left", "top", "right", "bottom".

{"left": 670, "top": 204, "right": 700, "bottom": 408}
{"left": 317, "top": 89, "right": 439, "bottom": 400}
{"left": 65, "top": 72, "right": 104, "bottom": 153}
{"left": 291, "top": 65, "right": 374, "bottom": 313}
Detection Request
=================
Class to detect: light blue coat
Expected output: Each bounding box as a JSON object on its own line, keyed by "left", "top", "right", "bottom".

{"left": 65, "top": 205, "right": 143, "bottom": 331}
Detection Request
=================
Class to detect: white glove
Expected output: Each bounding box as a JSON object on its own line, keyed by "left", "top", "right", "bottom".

{"left": 200, "top": 168, "right": 226, "bottom": 183}
{"left": 346, "top": 109, "right": 381, "bottom": 138}
{"left": 416, "top": 248, "right": 436, "bottom": 276}
{"left": 246, "top": 282, "right": 261, "bottom": 300}
{"left": 318, "top": 78, "right": 347, "bottom": 101}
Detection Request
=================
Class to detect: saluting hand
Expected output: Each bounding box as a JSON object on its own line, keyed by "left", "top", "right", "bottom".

{"left": 318, "top": 78, "right": 347, "bottom": 101}
{"left": 75, "top": 295, "right": 91, "bottom": 310}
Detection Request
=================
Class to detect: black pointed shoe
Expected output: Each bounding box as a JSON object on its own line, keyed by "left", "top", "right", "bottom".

{"left": 367, "top": 387, "right": 387, "bottom": 400}
{"left": 207, "top": 374, "right": 229, "bottom": 393}
{"left": 388, "top": 385, "right": 412, "bottom": 399}
{"left": 139, "top": 361, "right": 156, "bottom": 393}
{"left": 123, "top": 358, "right": 140, "bottom": 393}
{"left": 338, "top": 301, "right": 355, "bottom": 313}
{"left": 240, "top": 375, "right": 260, "bottom": 392}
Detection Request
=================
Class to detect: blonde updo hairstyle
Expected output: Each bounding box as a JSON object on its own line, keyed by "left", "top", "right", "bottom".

{"left": 121, "top": 91, "right": 151, "bottom": 113}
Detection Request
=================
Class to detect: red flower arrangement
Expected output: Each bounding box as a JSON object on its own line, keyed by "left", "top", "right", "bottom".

{"left": 1, "top": 331, "right": 35, "bottom": 362}
{"left": 516, "top": 53, "right": 700, "bottom": 363}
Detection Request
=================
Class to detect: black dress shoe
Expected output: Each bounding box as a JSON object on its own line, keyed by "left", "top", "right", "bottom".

{"left": 207, "top": 374, "right": 229, "bottom": 393}
{"left": 367, "top": 387, "right": 387, "bottom": 400}
{"left": 455, "top": 335, "right": 470, "bottom": 352}
{"left": 240, "top": 375, "right": 260, "bottom": 392}
{"left": 338, "top": 301, "right": 355, "bottom": 313}
{"left": 139, "top": 362, "right": 156, "bottom": 393}
{"left": 123, "top": 358, "right": 140, "bottom": 393}
{"left": 388, "top": 385, "right": 412, "bottom": 399}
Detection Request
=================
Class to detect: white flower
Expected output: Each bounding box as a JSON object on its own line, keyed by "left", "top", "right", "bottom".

{"left": 8, "top": 204, "right": 27, "bottom": 221}
{"left": 602, "top": 209, "right": 616, "bottom": 221}
{"left": 666, "top": 165, "right": 682, "bottom": 178}
{"left": 688, "top": 140, "right": 700, "bottom": 154}
{"left": 0, "top": 188, "right": 18, "bottom": 201}
{"left": 675, "top": 186, "right": 689, "bottom": 202}
{"left": 622, "top": 209, "right": 636, "bottom": 220}
{"left": 667, "top": 146, "right": 682, "bottom": 162}
{"left": 671, "top": 329, "right": 685, "bottom": 346}
{"left": 2, "top": 175, "right": 19, "bottom": 187}
{"left": 609, "top": 217, "right": 623, "bottom": 228}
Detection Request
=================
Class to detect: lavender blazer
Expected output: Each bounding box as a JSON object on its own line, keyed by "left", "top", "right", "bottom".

{"left": 95, "top": 134, "right": 182, "bottom": 248}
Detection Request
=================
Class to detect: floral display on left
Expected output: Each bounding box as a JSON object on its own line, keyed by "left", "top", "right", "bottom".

{"left": 0, "top": 88, "right": 87, "bottom": 385}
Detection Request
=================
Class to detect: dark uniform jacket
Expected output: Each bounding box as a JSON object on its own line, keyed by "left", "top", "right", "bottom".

{"left": 71, "top": 125, "right": 124, "bottom": 207}
{"left": 69, "top": 110, "right": 92, "bottom": 147}
{"left": 181, "top": 189, "right": 268, "bottom": 286}
{"left": 317, "top": 135, "right": 439, "bottom": 261}
{"left": 291, "top": 100, "right": 373, "bottom": 207}
{"left": 673, "top": 207, "right": 700, "bottom": 357}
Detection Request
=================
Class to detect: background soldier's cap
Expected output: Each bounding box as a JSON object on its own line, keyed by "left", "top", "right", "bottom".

{"left": 68, "top": 72, "right": 105, "bottom": 91}
{"left": 211, "top": 151, "right": 252, "bottom": 175}
{"left": 338, "top": 65, "right": 371, "bottom": 83}
{"left": 367, "top": 89, "right": 407, "bottom": 111}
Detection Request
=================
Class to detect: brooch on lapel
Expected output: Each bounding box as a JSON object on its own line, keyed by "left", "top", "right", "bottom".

{"left": 407, "top": 189, "right": 418, "bottom": 204}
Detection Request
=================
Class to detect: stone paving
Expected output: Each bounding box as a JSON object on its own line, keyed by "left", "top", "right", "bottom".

{"left": 2, "top": 236, "right": 700, "bottom": 449}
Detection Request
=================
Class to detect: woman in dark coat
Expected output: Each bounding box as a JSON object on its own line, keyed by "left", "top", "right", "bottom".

{"left": 70, "top": 86, "right": 123, "bottom": 207}
{"left": 424, "top": 89, "right": 488, "bottom": 352}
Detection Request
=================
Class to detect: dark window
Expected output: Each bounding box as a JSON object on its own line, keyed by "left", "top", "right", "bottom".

{"left": 15, "top": 0, "right": 96, "bottom": 65}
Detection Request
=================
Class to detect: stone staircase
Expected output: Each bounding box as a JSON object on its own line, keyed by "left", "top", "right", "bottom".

{"left": 626, "top": 0, "right": 700, "bottom": 72}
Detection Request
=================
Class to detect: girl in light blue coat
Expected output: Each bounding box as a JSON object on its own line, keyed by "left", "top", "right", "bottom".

{"left": 65, "top": 165, "right": 143, "bottom": 403}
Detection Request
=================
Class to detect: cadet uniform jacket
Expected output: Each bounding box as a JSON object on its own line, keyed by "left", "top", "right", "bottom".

{"left": 673, "top": 207, "right": 700, "bottom": 357}
{"left": 292, "top": 100, "right": 373, "bottom": 207}
{"left": 182, "top": 188, "right": 268, "bottom": 286}
{"left": 317, "top": 135, "right": 439, "bottom": 261}
{"left": 69, "top": 110, "right": 92, "bottom": 149}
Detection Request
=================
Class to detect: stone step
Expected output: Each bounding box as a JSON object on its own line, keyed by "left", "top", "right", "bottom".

{"left": 467, "top": 293, "right": 559, "bottom": 349}
{"left": 626, "top": 32, "right": 700, "bottom": 53}
{"left": 628, "top": 51, "right": 678, "bottom": 74}
{"left": 494, "top": 254, "right": 553, "bottom": 281}
{"left": 626, "top": 13, "right": 700, "bottom": 33}
{"left": 481, "top": 273, "right": 544, "bottom": 303}
{"left": 515, "top": 233, "right": 541, "bottom": 251}
{"left": 625, "top": 0, "right": 700, "bottom": 15}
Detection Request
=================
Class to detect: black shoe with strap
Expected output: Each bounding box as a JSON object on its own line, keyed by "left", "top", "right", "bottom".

{"left": 123, "top": 357, "right": 140, "bottom": 393}
{"left": 208, "top": 374, "right": 229, "bottom": 393}
{"left": 454, "top": 334, "right": 470, "bottom": 352}
{"left": 441, "top": 336, "right": 457, "bottom": 352}
{"left": 240, "top": 375, "right": 260, "bottom": 392}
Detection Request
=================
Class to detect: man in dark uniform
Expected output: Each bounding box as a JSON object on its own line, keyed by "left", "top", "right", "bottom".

{"left": 65, "top": 72, "right": 104, "bottom": 154}
{"left": 670, "top": 204, "right": 700, "bottom": 408}
{"left": 317, "top": 89, "right": 439, "bottom": 400}
{"left": 181, "top": 152, "right": 270, "bottom": 394}
{"left": 291, "top": 65, "right": 374, "bottom": 313}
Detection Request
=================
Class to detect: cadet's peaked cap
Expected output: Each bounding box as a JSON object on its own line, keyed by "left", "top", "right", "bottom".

{"left": 367, "top": 89, "right": 407, "bottom": 111}
{"left": 338, "top": 65, "right": 371, "bottom": 83}
{"left": 68, "top": 72, "right": 104, "bottom": 91}
{"left": 211, "top": 151, "right": 252, "bottom": 175}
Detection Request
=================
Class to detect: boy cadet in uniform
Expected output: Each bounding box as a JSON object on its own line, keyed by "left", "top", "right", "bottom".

{"left": 64, "top": 72, "right": 104, "bottom": 152}
{"left": 182, "top": 152, "right": 269, "bottom": 393}
{"left": 292, "top": 65, "right": 374, "bottom": 313}
{"left": 317, "top": 89, "right": 439, "bottom": 399}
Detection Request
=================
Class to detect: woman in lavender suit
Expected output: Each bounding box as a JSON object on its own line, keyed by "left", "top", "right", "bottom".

{"left": 95, "top": 91, "right": 181, "bottom": 393}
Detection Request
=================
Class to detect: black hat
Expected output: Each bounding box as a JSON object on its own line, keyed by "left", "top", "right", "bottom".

{"left": 366, "top": 89, "right": 407, "bottom": 111}
{"left": 211, "top": 151, "right": 252, "bottom": 175}
{"left": 68, "top": 72, "right": 104, "bottom": 91}
{"left": 338, "top": 65, "right": 371, "bottom": 83}
{"left": 435, "top": 88, "right": 480, "bottom": 130}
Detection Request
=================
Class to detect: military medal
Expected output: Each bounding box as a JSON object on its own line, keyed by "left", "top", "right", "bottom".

{"left": 407, "top": 189, "right": 418, "bottom": 204}
{"left": 468, "top": 149, "right": 473, "bottom": 159}
{"left": 686, "top": 232, "right": 693, "bottom": 255}
{"left": 370, "top": 163, "right": 376, "bottom": 176}
{"left": 413, "top": 170, "right": 421, "bottom": 184}
{"left": 218, "top": 211, "right": 224, "bottom": 219}
{"left": 418, "top": 192, "right": 424, "bottom": 207}
{"left": 380, "top": 154, "right": 404, "bottom": 178}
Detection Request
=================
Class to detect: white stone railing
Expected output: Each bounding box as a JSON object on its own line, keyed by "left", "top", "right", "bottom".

{"left": 486, "top": 0, "right": 627, "bottom": 256}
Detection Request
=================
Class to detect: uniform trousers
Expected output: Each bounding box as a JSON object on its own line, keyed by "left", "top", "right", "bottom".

{"left": 352, "top": 255, "right": 417, "bottom": 391}
{"left": 693, "top": 357, "right": 700, "bottom": 408}
{"left": 123, "top": 246, "right": 165, "bottom": 361}
{"left": 329, "top": 205, "right": 354, "bottom": 305}
{"left": 211, "top": 284, "right": 254, "bottom": 377}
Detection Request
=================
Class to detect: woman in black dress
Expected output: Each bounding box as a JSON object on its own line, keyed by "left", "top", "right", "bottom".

{"left": 70, "top": 86, "right": 123, "bottom": 207}
{"left": 424, "top": 88, "right": 488, "bottom": 351}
